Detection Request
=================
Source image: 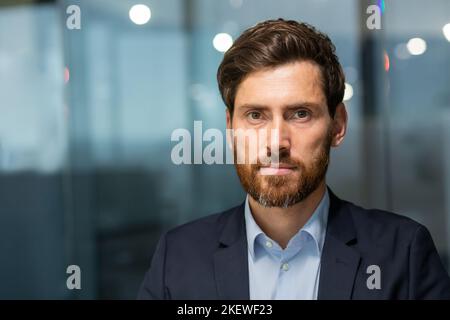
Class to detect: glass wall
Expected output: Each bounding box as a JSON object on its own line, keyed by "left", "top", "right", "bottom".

{"left": 383, "top": 0, "right": 450, "bottom": 264}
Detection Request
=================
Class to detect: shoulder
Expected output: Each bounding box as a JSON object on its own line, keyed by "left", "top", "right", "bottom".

{"left": 342, "top": 199, "right": 426, "bottom": 245}
{"left": 162, "top": 203, "right": 243, "bottom": 248}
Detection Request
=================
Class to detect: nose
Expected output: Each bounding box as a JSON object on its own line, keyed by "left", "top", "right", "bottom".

{"left": 266, "top": 116, "right": 291, "bottom": 160}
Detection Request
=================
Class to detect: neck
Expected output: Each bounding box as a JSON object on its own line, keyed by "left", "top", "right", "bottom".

{"left": 248, "top": 180, "right": 327, "bottom": 249}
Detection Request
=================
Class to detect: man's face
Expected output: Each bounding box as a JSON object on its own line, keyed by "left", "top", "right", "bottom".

{"left": 227, "top": 61, "right": 344, "bottom": 208}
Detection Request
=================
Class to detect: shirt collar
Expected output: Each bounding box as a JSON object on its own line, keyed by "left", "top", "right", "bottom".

{"left": 244, "top": 189, "right": 330, "bottom": 260}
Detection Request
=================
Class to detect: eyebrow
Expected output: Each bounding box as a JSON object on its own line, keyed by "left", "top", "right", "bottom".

{"left": 237, "top": 102, "right": 324, "bottom": 111}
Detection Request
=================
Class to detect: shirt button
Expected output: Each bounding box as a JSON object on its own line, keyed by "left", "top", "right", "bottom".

{"left": 281, "top": 263, "right": 289, "bottom": 271}
{"left": 265, "top": 240, "right": 273, "bottom": 248}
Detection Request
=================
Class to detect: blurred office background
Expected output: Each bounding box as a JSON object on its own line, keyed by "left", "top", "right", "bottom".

{"left": 0, "top": 0, "right": 449, "bottom": 299}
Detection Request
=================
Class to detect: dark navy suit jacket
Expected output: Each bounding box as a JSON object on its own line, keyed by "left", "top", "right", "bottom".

{"left": 138, "top": 188, "right": 450, "bottom": 299}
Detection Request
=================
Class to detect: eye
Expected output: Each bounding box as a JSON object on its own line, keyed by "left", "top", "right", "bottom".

{"left": 293, "top": 109, "right": 310, "bottom": 119}
{"left": 247, "top": 111, "right": 262, "bottom": 120}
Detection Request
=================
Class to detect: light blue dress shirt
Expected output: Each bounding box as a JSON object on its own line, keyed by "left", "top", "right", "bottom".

{"left": 244, "top": 189, "right": 329, "bottom": 300}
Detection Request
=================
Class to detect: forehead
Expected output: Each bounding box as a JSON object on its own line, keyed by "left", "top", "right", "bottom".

{"left": 234, "top": 60, "right": 326, "bottom": 109}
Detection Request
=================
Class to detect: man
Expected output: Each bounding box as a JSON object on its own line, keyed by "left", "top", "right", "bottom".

{"left": 138, "top": 19, "right": 450, "bottom": 299}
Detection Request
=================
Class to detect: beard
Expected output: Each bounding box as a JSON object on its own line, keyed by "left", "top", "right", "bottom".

{"left": 234, "top": 131, "right": 332, "bottom": 208}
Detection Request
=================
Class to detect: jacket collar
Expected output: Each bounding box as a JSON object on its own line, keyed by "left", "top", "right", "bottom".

{"left": 214, "top": 203, "right": 250, "bottom": 299}
{"left": 317, "top": 187, "right": 361, "bottom": 299}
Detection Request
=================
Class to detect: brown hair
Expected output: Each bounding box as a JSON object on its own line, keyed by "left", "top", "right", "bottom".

{"left": 217, "top": 18, "right": 345, "bottom": 118}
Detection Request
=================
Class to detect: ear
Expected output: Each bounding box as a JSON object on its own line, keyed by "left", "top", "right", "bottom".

{"left": 331, "top": 103, "right": 347, "bottom": 147}
{"left": 226, "top": 108, "right": 232, "bottom": 130}
{"left": 225, "top": 108, "right": 234, "bottom": 151}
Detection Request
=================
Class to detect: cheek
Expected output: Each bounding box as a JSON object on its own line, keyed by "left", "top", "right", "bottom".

{"left": 291, "top": 127, "right": 330, "bottom": 161}
{"left": 233, "top": 135, "right": 263, "bottom": 165}
{"left": 233, "top": 129, "right": 270, "bottom": 164}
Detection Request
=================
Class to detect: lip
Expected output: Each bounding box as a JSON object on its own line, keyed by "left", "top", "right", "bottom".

{"left": 259, "top": 164, "right": 297, "bottom": 176}
{"left": 259, "top": 164, "right": 297, "bottom": 169}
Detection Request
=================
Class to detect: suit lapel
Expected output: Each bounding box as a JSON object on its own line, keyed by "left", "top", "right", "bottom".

{"left": 318, "top": 188, "right": 361, "bottom": 299}
{"left": 213, "top": 203, "right": 250, "bottom": 300}
{"left": 318, "top": 233, "right": 361, "bottom": 299}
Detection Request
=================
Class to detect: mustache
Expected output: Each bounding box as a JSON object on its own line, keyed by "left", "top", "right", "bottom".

{"left": 252, "top": 157, "right": 303, "bottom": 169}
{"left": 253, "top": 148, "right": 301, "bottom": 168}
